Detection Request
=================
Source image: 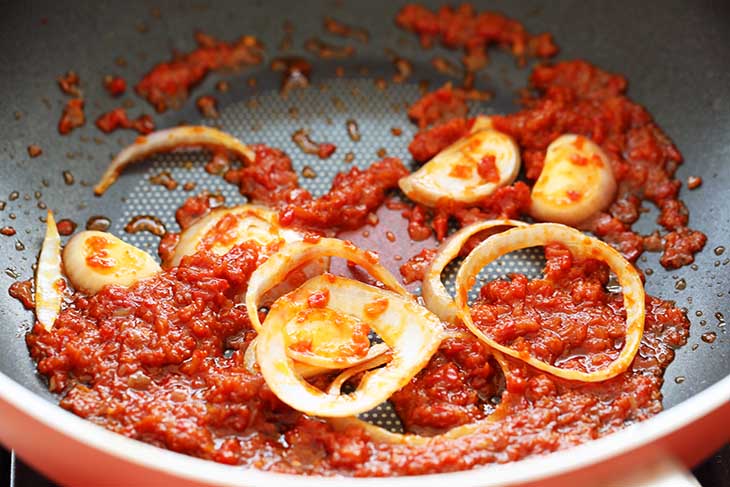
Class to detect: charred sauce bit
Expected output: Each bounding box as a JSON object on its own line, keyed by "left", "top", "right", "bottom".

{"left": 431, "top": 56, "right": 461, "bottom": 77}
{"left": 58, "top": 99, "right": 85, "bottom": 135}
{"left": 149, "top": 170, "right": 178, "bottom": 190}
{"left": 301, "top": 166, "right": 317, "bottom": 179}
{"left": 124, "top": 214, "right": 166, "bottom": 237}
{"left": 292, "top": 129, "right": 336, "bottom": 159}
{"left": 85, "top": 215, "right": 111, "bottom": 232}
{"left": 27, "top": 145, "right": 42, "bottom": 158}
{"left": 385, "top": 50, "right": 413, "bottom": 83}
{"left": 195, "top": 95, "right": 219, "bottom": 119}
{"left": 57, "top": 71, "right": 81, "bottom": 97}
{"left": 345, "top": 119, "right": 361, "bottom": 142}
{"left": 103, "top": 75, "right": 127, "bottom": 97}
{"left": 95, "top": 108, "right": 155, "bottom": 135}
{"left": 271, "top": 57, "right": 312, "bottom": 97}
{"left": 304, "top": 38, "right": 355, "bottom": 59}
{"left": 204, "top": 151, "right": 231, "bottom": 175}
{"left": 136, "top": 32, "right": 263, "bottom": 112}
{"left": 174, "top": 191, "right": 224, "bottom": 230}
{"left": 323, "top": 16, "right": 369, "bottom": 43}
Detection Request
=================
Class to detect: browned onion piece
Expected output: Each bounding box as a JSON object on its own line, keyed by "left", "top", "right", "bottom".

{"left": 93, "top": 126, "right": 255, "bottom": 195}
{"left": 455, "top": 223, "right": 645, "bottom": 382}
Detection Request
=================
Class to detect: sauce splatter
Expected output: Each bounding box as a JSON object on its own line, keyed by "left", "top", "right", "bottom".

{"left": 701, "top": 331, "right": 717, "bottom": 344}
{"left": 63, "top": 171, "right": 75, "bottom": 185}
{"left": 324, "top": 17, "right": 369, "bottom": 43}
{"left": 8, "top": 279, "right": 34, "bottom": 309}
{"left": 56, "top": 219, "right": 77, "bottom": 236}
{"left": 149, "top": 171, "right": 178, "bottom": 191}
{"left": 346, "top": 119, "right": 361, "bottom": 142}
{"left": 103, "top": 75, "right": 127, "bottom": 97}
{"left": 136, "top": 32, "right": 263, "bottom": 112}
{"left": 292, "top": 129, "right": 336, "bottom": 159}
{"left": 304, "top": 38, "right": 354, "bottom": 59}
{"left": 86, "top": 216, "right": 111, "bottom": 232}
{"left": 95, "top": 108, "right": 155, "bottom": 135}
{"left": 27, "top": 145, "right": 42, "bottom": 158}
{"left": 196, "top": 95, "right": 219, "bottom": 119}
{"left": 0, "top": 226, "right": 16, "bottom": 236}
{"left": 57, "top": 71, "right": 81, "bottom": 97}
{"left": 124, "top": 215, "right": 166, "bottom": 237}
{"left": 686, "top": 176, "right": 702, "bottom": 190}
{"left": 58, "top": 98, "right": 85, "bottom": 135}
{"left": 271, "top": 57, "right": 312, "bottom": 97}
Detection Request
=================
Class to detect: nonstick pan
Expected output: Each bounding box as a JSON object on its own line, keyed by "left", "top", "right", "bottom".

{"left": 0, "top": 0, "right": 728, "bottom": 485}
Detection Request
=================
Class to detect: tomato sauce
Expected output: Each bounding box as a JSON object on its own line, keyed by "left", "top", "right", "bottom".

{"left": 396, "top": 4, "right": 557, "bottom": 63}
{"left": 58, "top": 98, "right": 85, "bottom": 135}
{"left": 26, "top": 241, "right": 689, "bottom": 475}
{"left": 404, "top": 60, "right": 705, "bottom": 268}
{"left": 278, "top": 158, "right": 409, "bottom": 231}
{"left": 136, "top": 32, "right": 263, "bottom": 112}
{"left": 22, "top": 2, "right": 701, "bottom": 478}
{"left": 95, "top": 108, "right": 155, "bottom": 135}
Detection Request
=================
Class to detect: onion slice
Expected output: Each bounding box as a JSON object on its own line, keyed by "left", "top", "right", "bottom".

{"left": 256, "top": 274, "right": 444, "bottom": 417}
{"left": 326, "top": 349, "right": 392, "bottom": 395}
{"left": 245, "top": 237, "right": 407, "bottom": 333}
{"left": 35, "top": 211, "right": 63, "bottom": 331}
{"left": 398, "top": 128, "right": 520, "bottom": 207}
{"left": 455, "top": 223, "right": 645, "bottom": 382}
{"left": 423, "top": 219, "right": 527, "bottom": 323}
{"left": 63, "top": 231, "right": 161, "bottom": 295}
{"left": 93, "top": 126, "right": 255, "bottom": 195}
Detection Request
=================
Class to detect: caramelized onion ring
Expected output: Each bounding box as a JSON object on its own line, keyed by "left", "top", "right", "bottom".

{"left": 423, "top": 219, "right": 527, "bottom": 323}
{"left": 35, "top": 211, "right": 63, "bottom": 331}
{"left": 455, "top": 223, "right": 645, "bottom": 382}
{"left": 245, "top": 238, "right": 407, "bottom": 333}
{"left": 93, "top": 126, "right": 255, "bottom": 195}
{"left": 256, "top": 275, "right": 443, "bottom": 417}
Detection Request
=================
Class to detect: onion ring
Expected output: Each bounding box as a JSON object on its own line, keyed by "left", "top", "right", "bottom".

{"left": 93, "top": 126, "right": 255, "bottom": 195}
{"left": 256, "top": 274, "right": 443, "bottom": 417}
{"left": 244, "top": 338, "right": 391, "bottom": 379}
{"left": 245, "top": 237, "right": 407, "bottom": 333}
{"left": 423, "top": 219, "right": 527, "bottom": 323}
{"left": 35, "top": 211, "right": 63, "bottom": 331}
{"left": 326, "top": 349, "right": 392, "bottom": 395}
{"left": 455, "top": 222, "right": 645, "bottom": 382}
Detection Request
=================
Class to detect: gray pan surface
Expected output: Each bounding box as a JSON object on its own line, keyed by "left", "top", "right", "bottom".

{"left": 0, "top": 0, "right": 728, "bottom": 467}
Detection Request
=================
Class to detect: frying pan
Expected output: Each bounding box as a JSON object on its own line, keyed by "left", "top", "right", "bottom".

{"left": 0, "top": 0, "right": 728, "bottom": 485}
